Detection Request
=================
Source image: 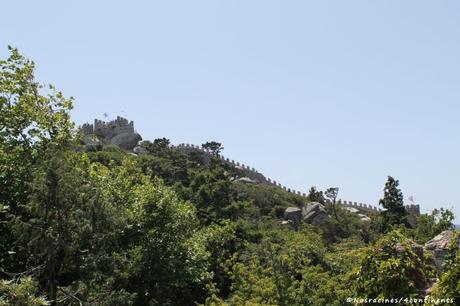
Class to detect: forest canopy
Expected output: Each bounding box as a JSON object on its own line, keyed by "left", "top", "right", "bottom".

{"left": 0, "top": 48, "right": 458, "bottom": 306}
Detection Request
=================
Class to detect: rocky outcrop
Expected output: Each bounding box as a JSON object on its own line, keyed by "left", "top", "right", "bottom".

{"left": 345, "top": 207, "right": 360, "bottom": 214}
{"left": 343, "top": 205, "right": 372, "bottom": 221}
{"left": 235, "top": 166, "right": 269, "bottom": 184}
{"left": 284, "top": 207, "right": 302, "bottom": 229}
{"left": 110, "top": 132, "right": 142, "bottom": 150}
{"left": 133, "top": 145, "right": 149, "bottom": 155}
{"left": 357, "top": 214, "right": 371, "bottom": 222}
{"left": 234, "top": 177, "right": 258, "bottom": 184}
{"left": 424, "top": 230, "right": 454, "bottom": 273}
{"left": 302, "top": 202, "right": 329, "bottom": 225}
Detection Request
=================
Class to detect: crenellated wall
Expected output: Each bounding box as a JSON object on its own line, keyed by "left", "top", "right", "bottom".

{"left": 81, "top": 123, "right": 94, "bottom": 135}
{"left": 77, "top": 119, "right": 422, "bottom": 223}
{"left": 93, "top": 116, "right": 135, "bottom": 140}
{"left": 80, "top": 116, "right": 135, "bottom": 138}
{"left": 335, "top": 199, "right": 382, "bottom": 212}
{"left": 172, "top": 143, "right": 388, "bottom": 212}
{"left": 79, "top": 116, "right": 141, "bottom": 151}
{"left": 79, "top": 118, "right": 419, "bottom": 222}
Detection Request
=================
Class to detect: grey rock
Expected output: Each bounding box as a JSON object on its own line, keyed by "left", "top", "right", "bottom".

{"left": 133, "top": 145, "right": 149, "bottom": 155}
{"left": 357, "top": 214, "right": 371, "bottom": 222}
{"left": 235, "top": 166, "right": 269, "bottom": 184}
{"left": 424, "top": 230, "right": 455, "bottom": 273}
{"left": 346, "top": 207, "right": 360, "bottom": 214}
{"left": 110, "top": 132, "right": 142, "bottom": 150}
{"left": 284, "top": 207, "right": 302, "bottom": 229}
{"left": 235, "top": 177, "right": 258, "bottom": 184}
{"left": 302, "top": 202, "right": 329, "bottom": 225}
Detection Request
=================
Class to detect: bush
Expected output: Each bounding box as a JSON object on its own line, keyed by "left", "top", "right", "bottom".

{"left": 355, "top": 230, "right": 428, "bottom": 299}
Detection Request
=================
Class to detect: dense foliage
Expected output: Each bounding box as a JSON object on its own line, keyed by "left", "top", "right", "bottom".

{"left": 1, "top": 48, "right": 458, "bottom": 305}
{"left": 376, "top": 176, "right": 409, "bottom": 233}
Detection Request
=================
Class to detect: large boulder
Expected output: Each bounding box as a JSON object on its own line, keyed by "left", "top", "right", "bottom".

{"left": 357, "top": 213, "right": 372, "bottom": 222}
{"left": 110, "top": 132, "right": 142, "bottom": 150}
{"left": 345, "top": 207, "right": 360, "bottom": 214}
{"left": 284, "top": 207, "right": 302, "bottom": 229}
{"left": 235, "top": 166, "right": 269, "bottom": 184}
{"left": 396, "top": 240, "right": 424, "bottom": 259}
{"left": 133, "top": 145, "right": 149, "bottom": 155}
{"left": 424, "top": 230, "right": 455, "bottom": 273}
{"left": 302, "top": 202, "right": 329, "bottom": 225}
{"left": 234, "top": 177, "right": 258, "bottom": 184}
{"left": 82, "top": 135, "right": 103, "bottom": 152}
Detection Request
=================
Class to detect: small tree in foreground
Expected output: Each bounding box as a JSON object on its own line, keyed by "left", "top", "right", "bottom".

{"left": 355, "top": 230, "right": 427, "bottom": 299}
{"left": 429, "top": 232, "right": 460, "bottom": 304}
{"left": 0, "top": 277, "right": 49, "bottom": 306}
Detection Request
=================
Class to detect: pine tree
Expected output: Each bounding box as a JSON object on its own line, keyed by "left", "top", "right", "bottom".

{"left": 379, "top": 176, "right": 409, "bottom": 232}
{"left": 307, "top": 187, "right": 325, "bottom": 204}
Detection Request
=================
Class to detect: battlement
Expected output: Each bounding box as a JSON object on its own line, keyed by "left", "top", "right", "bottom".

{"left": 80, "top": 123, "right": 94, "bottom": 135}
{"left": 80, "top": 116, "right": 141, "bottom": 151}
{"left": 173, "top": 143, "right": 383, "bottom": 212}
{"left": 163, "top": 142, "right": 428, "bottom": 225}
{"left": 80, "top": 116, "right": 135, "bottom": 136}
{"left": 336, "top": 199, "right": 381, "bottom": 212}
{"left": 405, "top": 204, "right": 420, "bottom": 210}
{"left": 93, "top": 116, "right": 134, "bottom": 138}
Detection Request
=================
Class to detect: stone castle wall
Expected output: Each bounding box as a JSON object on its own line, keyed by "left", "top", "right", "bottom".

{"left": 80, "top": 116, "right": 135, "bottom": 138}
{"left": 172, "top": 143, "right": 421, "bottom": 215}
{"left": 80, "top": 118, "right": 421, "bottom": 219}
{"left": 94, "top": 117, "right": 135, "bottom": 139}
{"left": 80, "top": 116, "right": 141, "bottom": 151}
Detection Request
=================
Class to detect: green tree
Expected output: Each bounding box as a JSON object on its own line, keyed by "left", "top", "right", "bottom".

{"left": 0, "top": 46, "right": 74, "bottom": 211}
{"left": 226, "top": 228, "right": 351, "bottom": 306}
{"left": 325, "top": 187, "right": 339, "bottom": 220}
{"left": 429, "top": 232, "right": 460, "bottom": 304}
{"left": 0, "top": 277, "right": 49, "bottom": 306}
{"left": 355, "top": 230, "right": 427, "bottom": 299}
{"left": 0, "top": 46, "right": 74, "bottom": 277}
{"left": 152, "top": 137, "right": 171, "bottom": 155}
{"left": 15, "top": 151, "right": 101, "bottom": 304}
{"left": 104, "top": 160, "right": 213, "bottom": 305}
{"left": 202, "top": 141, "right": 224, "bottom": 156}
{"left": 307, "top": 187, "right": 325, "bottom": 204}
{"left": 187, "top": 166, "right": 241, "bottom": 224}
{"left": 414, "top": 208, "right": 455, "bottom": 243}
{"left": 378, "top": 176, "right": 409, "bottom": 232}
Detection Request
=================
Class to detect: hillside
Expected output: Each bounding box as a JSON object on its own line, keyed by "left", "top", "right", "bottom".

{"left": 1, "top": 48, "right": 459, "bottom": 305}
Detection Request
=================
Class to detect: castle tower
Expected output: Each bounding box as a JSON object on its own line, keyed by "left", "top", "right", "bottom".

{"left": 406, "top": 196, "right": 421, "bottom": 228}
{"left": 81, "top": 116, "right": 142, "bottom": 151}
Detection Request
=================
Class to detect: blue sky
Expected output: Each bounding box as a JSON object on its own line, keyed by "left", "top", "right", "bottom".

{"left": 2, "top": 1, "right": 459, "bottom": 220}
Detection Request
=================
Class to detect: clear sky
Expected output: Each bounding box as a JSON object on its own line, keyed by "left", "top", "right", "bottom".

{"left": 2, "top": 1, "right": 459, "bottom": 220}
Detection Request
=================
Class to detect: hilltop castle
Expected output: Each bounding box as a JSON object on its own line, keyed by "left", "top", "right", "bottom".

{"left": 80, "top": 116, "right": 422, "bottom": 224}
{"left": 80, "top": 116, "right": 142, "bottom": 150}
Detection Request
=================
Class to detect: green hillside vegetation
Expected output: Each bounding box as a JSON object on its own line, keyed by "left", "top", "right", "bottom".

{"left": 1, "top": 48, "right": 459, "bottom": 305}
